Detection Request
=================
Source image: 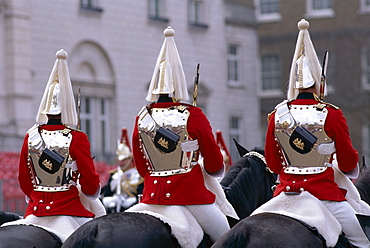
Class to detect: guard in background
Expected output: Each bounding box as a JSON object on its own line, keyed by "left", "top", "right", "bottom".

{"left": 101, "top": 127, "right": 143, "bottom": 212}
{"left": 265, "top": 19, "right": 370, "bottom": 247}
{"left": 1, "top": 49, "right": 105, "bottom": 242}
{"left": 132, "top": 27, "right": 231, "bottom": 243}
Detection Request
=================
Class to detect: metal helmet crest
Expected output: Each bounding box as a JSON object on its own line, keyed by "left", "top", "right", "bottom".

{"left": 36, "top": 49, "right": 78, "bottom": 126}
{"left": 287, "top": 19, "right": 323, "bottom": 100}
{"left": 146, "top": 26, "right": 189, "bottom": 102}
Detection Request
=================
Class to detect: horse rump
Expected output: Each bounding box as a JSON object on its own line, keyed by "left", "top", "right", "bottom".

{"left": 0, "top": 224, "right": 62, "bottom": 248}
{"left": 62, "top": 212, "right": 179, "bottom": 248}
{"left": 212, "top": 213, "right": 326, "bottom": 248}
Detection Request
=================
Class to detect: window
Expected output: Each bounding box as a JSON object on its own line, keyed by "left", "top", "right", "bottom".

{"left": 305, "top": 0, "right": 334, "bottom": 18}
{"left": 260, "top": 0, "right": 279, "bottom": 14}
{"left": 148, "top": 0, "right": 169, "bottom": 22}
{"left": 229, "top": 116, "right": 242, "bottom": 162}
{"left": 261, "top": 54, "right": 281, "bottom": 92}
{"left": 359, "top": 0, "right": 370, "bottom": 15}
{"left": 188, "top": 0, "right": 208, "bottom": 28}
{"left": 80, "top": 96, "right": 111, "bottom": 161}
{"left": 69, "top": 42, "right": 115, "bottom": 163}
{"left": 255, "top": 0, "right": 281, "bottom": 22}
{"left": 227, "top": 44, "right": 241, "bottom": 87}
{"left": 361, "top": 48, "right": 370, "bottom": 90}
{"left": 80, "top": 0, "right": 103, "bottom": 12}
{"left": 363, "top": 124, "right": 370, "bottom": 163}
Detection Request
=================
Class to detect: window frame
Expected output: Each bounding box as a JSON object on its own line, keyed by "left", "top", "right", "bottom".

{"left": 259, "top": 53, "right": 282, "bottom": 97}
{"left": 148, "top": 0, "right": 169, "bottom": 22}
{"left": 362, "top": 124, "right": 370, "bottom": 164}
{"left": 361, "top": 47, "right": 370, "bottom": 91}
{"left": 358, "top": 0, "right": 370, "bottom": 15}
{"left": 305, "top": 0, "right": 334, "bottom": 19}
{"left": 79, "top": 96, "right": 112, "bottom": 161}
{"left": 254, "top": 0, "right": 282, "bottom": 23}
{"left": 188, "top": 0, "right": 208, "bottom": 28}
{"left": 80, "top": 0, "right": 103, "bottom": 12}
{"left": 229, "top": 116, "right": 243, "bottom": 162}
{"left": 227, "top": 43, "right": 242, "bottom": 88}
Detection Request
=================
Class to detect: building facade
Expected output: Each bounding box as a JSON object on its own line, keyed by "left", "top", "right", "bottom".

{"left": 254, "top": 0, "right": 370, "bottom": 162}
{"left": 0, "top": 0, "right": 261, "bottom": 163}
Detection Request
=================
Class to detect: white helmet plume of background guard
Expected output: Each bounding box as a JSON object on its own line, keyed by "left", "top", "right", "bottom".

{"left": 287, "top": 19, "right": 326, "bottom": 101}
{"left": 36, "top": 49, "right": 78, "bottom": 127}
{"left": 146, "top": 26, "right": 189, "bottom": 102}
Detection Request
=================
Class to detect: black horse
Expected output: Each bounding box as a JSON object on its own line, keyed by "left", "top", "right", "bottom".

{"left": 212, "top": 164, "right": 370, "bottom": 248}
{"left": 0, "top": 211, "right": 62, "bottom": 248}
{"left": 61, "top": 147, "right": 273, "bottom": 248}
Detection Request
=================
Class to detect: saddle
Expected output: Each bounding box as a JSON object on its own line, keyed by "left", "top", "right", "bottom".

{"left": 251, "top": 160, "right": 370, "bottom": 247}
{"left": 251, "top": 191, "right": 341, "bottom": 247}
{"left": 125, "top": 163, "right": 239, "bottom": 248}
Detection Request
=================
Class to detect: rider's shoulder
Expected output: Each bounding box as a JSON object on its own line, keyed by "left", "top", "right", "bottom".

{"left": 63, "top": 125, "right": 83, "bottom": 133}
{"left": 320, "top": 101, "right": 339, "bottom": 110}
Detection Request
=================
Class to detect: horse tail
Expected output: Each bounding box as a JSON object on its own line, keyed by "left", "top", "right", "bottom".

{"left": 63, "top": 221, "right": 99, "bottom": 248}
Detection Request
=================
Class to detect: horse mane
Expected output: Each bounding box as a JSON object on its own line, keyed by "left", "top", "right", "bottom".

{"left": 355, "top": 166, "right": 370, "bottom": 205}
{"left": 221, "top": 147, "right": 275, "bottom": 220}
{"left": 249, "top": 146, "right": 264, "bottom": 156}
{"left": 0, "top": 211, "right": 21, "bottom": 226}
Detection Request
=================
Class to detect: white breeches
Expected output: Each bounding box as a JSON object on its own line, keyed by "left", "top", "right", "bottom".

{"left": 185, "top": 204, "right": 230, "bottom": 242}
{"left": 322, "top": 200, "right": 370, "bottom": 248}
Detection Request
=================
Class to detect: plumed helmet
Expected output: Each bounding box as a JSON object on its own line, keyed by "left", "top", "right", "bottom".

{"left": 115, "top": 127, "right": 133, "bottom": 171}
{"left": 36, "top": 49, "right": 78, "bottom": 126}
{"left": 287, "top": 19, "right": 323, "bottom": 100}
{"left": 146, "top": 26, "right": 189, "bottom": 102}
{"left": 216, "top": 130, "right": 233, "bottom": 170}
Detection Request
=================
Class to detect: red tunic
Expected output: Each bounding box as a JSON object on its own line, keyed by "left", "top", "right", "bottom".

{"left": 132, "top": 102, "right": 224, "bottom": 205}
{"left": 265, "top": 94, "right": 358, "bottom": 201}
{"left": 19, "top": 124, "right": 100, "bottom": 217}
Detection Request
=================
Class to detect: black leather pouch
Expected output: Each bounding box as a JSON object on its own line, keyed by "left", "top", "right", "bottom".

{"left": 39, "top": 148, "right": 65, "bottom": 174}
{"left": 289, "top": 126, "right": 317, "bottom": 154}
{"left": 154, "top": 127, "right": 180, "bottom": 153}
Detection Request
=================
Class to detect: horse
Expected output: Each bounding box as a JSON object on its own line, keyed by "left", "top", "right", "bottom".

{"left": 212, "top": 162, "right": 370, "bottom": 248}
{"left": 0, "top": 211, "right": 62, "bottom": 248}
{"left": 61, "top": 146, "right": 272, "bottom": 248}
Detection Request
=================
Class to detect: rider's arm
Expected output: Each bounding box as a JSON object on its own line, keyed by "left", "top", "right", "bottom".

{"left": 18, "top": 134, "right": 33, "bottom": 198}
{"left": 69, "top": 131, "right": 100, "bottom": 196}
{"left": 265, "top": 112, "right": 284, "bottom": 175}
{"left": 324, "top": 107, "right": 358, "bottom": 173}
{"left": 132, "top": 116, "right": 150, "bottom": 178}
{"left": 187, "top": 107, "right": 224, "bottom": 175}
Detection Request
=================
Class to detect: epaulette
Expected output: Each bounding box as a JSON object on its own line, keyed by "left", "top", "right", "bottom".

{"left": 320, "top": 101, "right": 339, "bottom": 110}
{"left": 313, "top": 94, "right": 339, "bottom": 110}
{"left": 63, "top": 125, "right": 82, "bottom": 132}
{"left": 171, "top": 104, "right": 189, "bottom": 113}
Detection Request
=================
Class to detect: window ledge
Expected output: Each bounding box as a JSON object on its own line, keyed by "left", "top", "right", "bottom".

{"left": 149, "top": 16, "right": 170, "bottom": 23}
{"left": 227, "top": 81, "right": 244, "bottom": 89}
{"left": 80, "top": 5, "right": 103, "bottom": 13}
{"left": 188, "top": 22, "right": 209, "bottom": 29}
{"left": 259, "top": 90, "right": 283, "bottom": 99}
{"left": 256, "top": 13, "right": 282, "bottom": 23}
{"left": 304, "top": 9, "right": 335, "bottom": 19}
{"left": 357, "top": 8, "right": 370, "bottom": 15}
{"left": 361, "top": 83, "right": 370, "bottom": 91}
